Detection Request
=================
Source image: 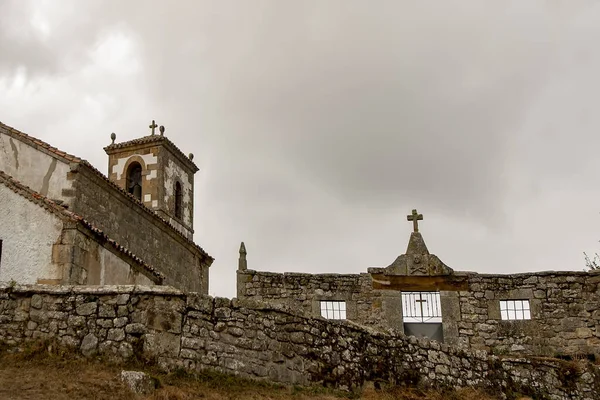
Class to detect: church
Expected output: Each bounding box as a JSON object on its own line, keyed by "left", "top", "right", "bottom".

{"left": 0, "top": 120, "right": 213, "bottom": 293}
{"left": 3, "top": 118, "right": 600, "bottom": 360}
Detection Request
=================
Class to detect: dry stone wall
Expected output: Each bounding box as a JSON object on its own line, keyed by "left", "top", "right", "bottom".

{"left": 0, "top": 284, "right": 598, "bottom": 399}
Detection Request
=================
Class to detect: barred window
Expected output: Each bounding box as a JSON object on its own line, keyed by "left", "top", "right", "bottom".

{"left": 401, "top": 292, "right": 442, "bottom": 323}
{"left": 500, "top": 300, "right": 531, "bottom": 320}
{"left": 320, "top": 301, "right": 346, "bottom": 320}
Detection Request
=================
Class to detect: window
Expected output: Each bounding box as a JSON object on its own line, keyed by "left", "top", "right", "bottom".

{"left": 0, "top": 239, "right": 2, "bottom": 267}
{"left": 401, "top": 292, "right": 442, "bottom": 323}
{"left": 320, "top": 301, "right": 346, "bottom": 320}
{"left": 500, "top": 300, "right": 531, "bottom": 320}
{"left": 126, "top": 162, "right": 143, "bottom": 201}
{"left": 175, "top": 181, "right": 183, "bottom": 219}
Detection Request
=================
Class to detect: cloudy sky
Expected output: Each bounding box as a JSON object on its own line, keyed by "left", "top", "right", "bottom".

{"left": 2, "top": 1, "right": 600, "bottom": 297}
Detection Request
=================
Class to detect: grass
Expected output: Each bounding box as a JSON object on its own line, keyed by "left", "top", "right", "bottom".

{"left": 0, "top": 340, "right": 516, "bottom": 400}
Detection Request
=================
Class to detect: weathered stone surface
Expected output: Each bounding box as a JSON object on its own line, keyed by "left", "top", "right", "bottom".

{"left": 80, "top": 333, "right": 98, "bottom": 357}
{"left": 76, "top": 302, "right": 97, "bottom": 316}
{"left": 30, "top": 294, "right": 43, "bottom": 310}
{"left": 120, "top": 371, "right": 156, "bottom": 395}
{"left": 0, "top": 285, "right": 598, "bottom": 400}
{"left": 238, "top": 268, "right": 600, "bottom": 360}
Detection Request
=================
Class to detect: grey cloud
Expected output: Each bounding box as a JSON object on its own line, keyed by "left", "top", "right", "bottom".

{"left": 3, "top": 1, "right": 600, "bottom": 297}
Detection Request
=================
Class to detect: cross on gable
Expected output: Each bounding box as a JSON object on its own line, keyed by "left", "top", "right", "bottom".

{"left": 149, "top": 120, "right": 158, "bottom": 135}
{"left": 407, "top": 209, "right": 423, "bottom": 232}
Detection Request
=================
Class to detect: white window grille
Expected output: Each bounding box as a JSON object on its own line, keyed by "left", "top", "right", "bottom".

{"left": 320, "top": 301, "right": 347, "bottom": 320}
{"left": 401, "top": 292, "right": 442, "bottom": 323}
{"left": 500, "top": 300, "right": 531, "bottom": 320}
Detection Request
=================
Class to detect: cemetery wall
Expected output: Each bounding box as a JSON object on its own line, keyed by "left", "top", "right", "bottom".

{"left": 0, "top": 284, "right": 598, "bottom": 400}
{"left": 237, "top": 269, "right": 600, "bottom": 358}
{"left": 457, "top": 271, "right": 600, "bottom": 358}
{"left": 236, "top": 270, "right": 381, "bottom": 325}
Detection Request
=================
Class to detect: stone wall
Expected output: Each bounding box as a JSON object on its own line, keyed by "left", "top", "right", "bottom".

{"left": 0, "top": 284, "right": 598, "bottom": 400}
{"left": 457, "top": 271, "right": 600, "bottom": 358}
{"left": 68, "top": 164, "right": 211, "bottom": 293}
{"left": 237, "top": 270, "right": 382, "bottom": 326}
{"left": 237, "top": 269, "right": 600, "bottom": 359}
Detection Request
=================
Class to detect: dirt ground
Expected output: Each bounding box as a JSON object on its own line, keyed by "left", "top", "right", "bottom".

{"left": 0, "top": 345, "right": 502, "bottom": 400}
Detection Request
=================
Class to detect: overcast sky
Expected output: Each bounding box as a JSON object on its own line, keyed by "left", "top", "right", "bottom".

{"left": 2, "top": 1, "right": 600, "bottom": 298}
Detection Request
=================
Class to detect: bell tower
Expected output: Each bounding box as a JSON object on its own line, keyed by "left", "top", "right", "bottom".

{"left": 104, "top": 121, "right": 199, "bottom": 240}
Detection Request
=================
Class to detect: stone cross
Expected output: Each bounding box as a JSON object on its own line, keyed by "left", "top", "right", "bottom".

{"left": 149, "top": 120, "right": 158, "bottom": 135}
{"left": 407, "top": 209, "right": 423, "bottom": 232}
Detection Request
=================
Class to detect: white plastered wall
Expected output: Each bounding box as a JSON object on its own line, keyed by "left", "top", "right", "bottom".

{"left": 0, "top": 185, "right": 64, "bottom": 284}
{"left": 0, "top": 133, "right": 73, "bottom": 202}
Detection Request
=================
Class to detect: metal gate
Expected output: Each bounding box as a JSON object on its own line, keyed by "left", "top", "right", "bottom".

{"left": 401, "top": 291, "right": 443, "bottom": 342}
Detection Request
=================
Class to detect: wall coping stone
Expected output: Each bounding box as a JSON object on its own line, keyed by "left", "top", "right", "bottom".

{"left": 0, "top": 283, "right": 185, "bottom": 296}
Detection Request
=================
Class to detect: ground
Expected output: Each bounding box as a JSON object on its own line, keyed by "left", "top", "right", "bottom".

{"left": 0, "top": 342, "right": 515, "bottom": 400}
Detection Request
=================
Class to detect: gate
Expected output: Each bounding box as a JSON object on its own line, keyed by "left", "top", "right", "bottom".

{"left": 401, "top": 291, "right": 443, "bottom": 342}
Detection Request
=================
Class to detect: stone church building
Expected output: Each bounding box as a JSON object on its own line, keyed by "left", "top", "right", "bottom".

{"left": 0, "top": 120, "right": 213, "bottom": 293}
{"left": 237, "top": 210, "right": 600, "bottom": 359}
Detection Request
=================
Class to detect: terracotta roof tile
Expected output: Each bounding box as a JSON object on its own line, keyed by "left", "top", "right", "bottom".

{"left": 0, "top": 170, "right": 165, "bottom": 282}
{"left": 78, "top": 160, "right": 213, "bottom": 262}
{"left": 0, "top": 121, "right": 82, "bottom": 163}
{"left": 0, "top": 120, "right": 213, "bottom": 263}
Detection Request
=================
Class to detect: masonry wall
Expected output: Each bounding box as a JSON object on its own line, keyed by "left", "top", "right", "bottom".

{"left": 69, "top": 165, "right": 210, "bottom": 293}
{"left": 58, "top": 228, "right": 157, "bottom": 287}
{"left": 237, "top": 270, "right": 382, "bottom": 326}
{"left": 161, "top": 150, "right": 194, "bottom": 236}
{"left": 0, "top": 284, "right": 598, "bottom": 400}
{"left": 238, "top": 269, "right": 600, "bottom": 359}
{"left": 107, "top": 146, "right": 161, "bottom": 216}
{"left": 457, "top": 271, "right": 600, "bottom": 358}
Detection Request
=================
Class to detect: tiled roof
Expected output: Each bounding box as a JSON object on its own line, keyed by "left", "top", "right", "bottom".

{"left": 0, "top": 120, "right": 213, "bottom": 263}
{"left": 0, "top": 121, "right": 81, "bottom": 163}
{"left": 104, "top": 134, "right": 199, "bottom": 172}
{"left": 0, "top": 170, "right": 165, "bottom": 282}
{"left": 78, "top": 160, "right": 213, "bottom": 261}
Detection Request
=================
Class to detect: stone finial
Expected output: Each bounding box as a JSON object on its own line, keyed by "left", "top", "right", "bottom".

{"left": 238, "top": 242, "right": 247, "bottom": 270}
{"left": 407, "top": 209, "right": 423, "bottom": 232}
{"left": 149, "top": 120, "right": 158, "bottom": 135}
{"left": 159, "top": 125, "right": 165, "bottom": 136}
{"left": 188, "top": 153, "right": 194, "bottom": 161}
{"left": 110, "top": 132, "right": 116, "bottom": 144}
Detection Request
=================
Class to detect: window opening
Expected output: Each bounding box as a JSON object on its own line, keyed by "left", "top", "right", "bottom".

{"left": 500, "top": 300, "right": 531, "bottom": 320}
{"left": 401, "top": 292, "right": 442, "bottom": 323}
{"left": 0, "top": 239, "right": 3, "bottom": 267}
{"left": 126, "top": 162, "right": 143, "bottom": 201}
{"left": 175, "top": 181, "right": 183, "bottom": 219}
{"left": 320, "top": 301, "right": 346, "bottom": 320}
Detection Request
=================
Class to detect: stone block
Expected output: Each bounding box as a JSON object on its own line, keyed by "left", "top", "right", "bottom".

{"left": 143, "top": 332, "right": 180, "bottom": 358}
{"left": 76, "top": 302, "right": 97, "bottom": 316}
{"left": 120, "top": 371, "right": 156, "bottom": 395}
{"left": 80, "top": 333, "right": 98, "bottom": 357}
